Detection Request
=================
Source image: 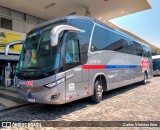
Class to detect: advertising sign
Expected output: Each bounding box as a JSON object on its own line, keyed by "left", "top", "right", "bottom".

{"left": 0, "top": 31, "right": 22, "bottom": 53}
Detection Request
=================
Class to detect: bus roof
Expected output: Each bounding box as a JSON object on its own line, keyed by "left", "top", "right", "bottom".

{"left": 152, "top": 55, "right": 160, "bottom": 59}
{"left": 30, "top": 15, "right": 97, "bottom": 32}
{"left": 30, "top": 15, "right": 150, "bottom": 48}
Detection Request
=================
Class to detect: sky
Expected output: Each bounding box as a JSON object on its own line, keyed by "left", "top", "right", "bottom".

{"left": 111, "top": 0, "right": 160, "bottom": 48}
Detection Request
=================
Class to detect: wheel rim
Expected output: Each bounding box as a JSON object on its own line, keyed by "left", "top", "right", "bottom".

{"left": 97, "top": 85, "right": 103, "bottom": 99}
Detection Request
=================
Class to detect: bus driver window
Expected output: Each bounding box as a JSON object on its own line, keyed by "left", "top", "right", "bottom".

{"left": 66, "top": 39, "right": 80, "bottom": 63}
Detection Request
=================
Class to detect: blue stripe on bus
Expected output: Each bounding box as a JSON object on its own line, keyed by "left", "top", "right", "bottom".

{"left": 106, "top": 65, "right": 138, "bottom": 69}
{"left": 82, "top": 65, "right": 138, "bottom": 70}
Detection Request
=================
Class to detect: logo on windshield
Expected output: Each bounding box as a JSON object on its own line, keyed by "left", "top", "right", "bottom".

{"left": 26, "top": 81, "right": 33, "bottom": 87}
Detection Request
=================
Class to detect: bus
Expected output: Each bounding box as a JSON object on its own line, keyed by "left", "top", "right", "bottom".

{"left": 152, "top": 55, "right": 160, "bottom": 76}
{"left": 5, "top": 16, "right": 153, "bottom": 104}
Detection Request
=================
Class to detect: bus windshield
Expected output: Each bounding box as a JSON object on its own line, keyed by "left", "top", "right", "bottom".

{"left": 153, "top": 58, "right": 160, "bottom": 70}
{"left": 19, "top": 23, "right": 64, "bottom": 78}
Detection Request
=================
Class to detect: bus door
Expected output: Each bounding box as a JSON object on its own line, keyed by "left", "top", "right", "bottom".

{"left": 64, "top": 33, "right": 84, "bottom": 101}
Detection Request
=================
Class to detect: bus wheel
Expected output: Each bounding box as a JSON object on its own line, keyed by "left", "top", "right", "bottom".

{"left": 142, "top": 72, "right": 147, "bottom": 85}
{"left": 91, "top": 80, "right": 103, "bottom": 103}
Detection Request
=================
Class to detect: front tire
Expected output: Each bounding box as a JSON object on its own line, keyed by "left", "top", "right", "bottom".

{"left": 91, "top": 80, "right": 103, "bottom": 103}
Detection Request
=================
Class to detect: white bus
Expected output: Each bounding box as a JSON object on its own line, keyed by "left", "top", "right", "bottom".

{"left": 152, "top": 55, "right": 160, "bottom": 76}
{"left": 5, "top": 16, "right": 153, "bottom": 104}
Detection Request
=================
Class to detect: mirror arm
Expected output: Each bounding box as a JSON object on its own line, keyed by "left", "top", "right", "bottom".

{"left": 50, "top": 25, "right": 85, "bottom": 47}
{"left": 5, "top": 40, "right": 24, "bottom": 55}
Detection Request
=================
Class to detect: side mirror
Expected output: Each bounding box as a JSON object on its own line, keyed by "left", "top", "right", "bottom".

{"left": 50, "top": 25, "right": 85, "bottom": 47}
{"left": 5, "top": 40, "right": 24, "bottom": 55}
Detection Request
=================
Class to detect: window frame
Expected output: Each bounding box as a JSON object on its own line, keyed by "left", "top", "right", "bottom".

{"left": 69, "top": 18, "right": 94, "bottom": 64}
{"left": 90, "top": 23, "right": 151, "bottom": 57}
{"left": 141, "top": 45, "right": 152, "bottom": 58}
{"left": 64, "top": 32, "right": 81, "bottom": 70}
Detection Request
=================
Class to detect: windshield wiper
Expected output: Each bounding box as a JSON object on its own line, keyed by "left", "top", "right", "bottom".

{"left": 25, "top": 66, "right": 41, "bottom": 69}
{"left": 22, "top": 67, "right": 49, "bottom": 77}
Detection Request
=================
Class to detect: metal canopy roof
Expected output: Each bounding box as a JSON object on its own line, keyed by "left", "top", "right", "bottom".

{"left": 2, "top": 0, "right": 159, "bottom": 54}
{"left": 0, "top": 0, "right": 151, "bottom": 20}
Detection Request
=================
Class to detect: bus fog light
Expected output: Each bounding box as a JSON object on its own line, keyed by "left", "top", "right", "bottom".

{"left": 51, "top": 93, "right": 59, "bottom": 100}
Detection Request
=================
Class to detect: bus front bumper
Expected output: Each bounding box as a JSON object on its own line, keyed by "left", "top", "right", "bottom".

{"left": 17, "top": 83, "right": 66, "bottom": 104}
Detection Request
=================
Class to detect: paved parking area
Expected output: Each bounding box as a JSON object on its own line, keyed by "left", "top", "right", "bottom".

{"left": 57, "top": 76, "right": 160, "bottom": 122}
{"left": 0, "top": 86, "right": 27, "bottom": 110}
{"left": 0, "top": 77, "right": 159, "bottom": 129}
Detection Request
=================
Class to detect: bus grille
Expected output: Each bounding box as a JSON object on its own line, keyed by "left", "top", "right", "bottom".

{"left": 20, "top": 86, "right": 46, "bottom": 93}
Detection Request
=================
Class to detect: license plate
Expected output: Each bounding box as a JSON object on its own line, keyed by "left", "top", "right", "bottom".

{"left": 28, "top": 98, "right": 35, "bottom": 102}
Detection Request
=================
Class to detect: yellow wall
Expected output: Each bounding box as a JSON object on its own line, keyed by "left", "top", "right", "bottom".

{"left": 0, "top": 28, "right": 26, "bottom": 54}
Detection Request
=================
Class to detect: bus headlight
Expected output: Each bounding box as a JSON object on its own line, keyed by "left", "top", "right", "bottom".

{"left": 45, "top": 82, "right": 57, "bottom": 88}
{"left": 45, "top": 78, "right": 65, "bottom": 88}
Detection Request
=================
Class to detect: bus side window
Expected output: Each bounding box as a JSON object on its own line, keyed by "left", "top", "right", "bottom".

{"left": 66, "top": 39, "right": 80, "bottom": 63}
{"left": 142, "top": 45, "right": 151, "bottom": 58}
{"left": 136, "top": 43, "right": 143, "bottom": 56}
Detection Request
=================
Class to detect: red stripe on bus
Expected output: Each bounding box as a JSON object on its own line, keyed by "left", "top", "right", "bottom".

{"left": 82, "top": 65, "right": 106, "bottom": 69}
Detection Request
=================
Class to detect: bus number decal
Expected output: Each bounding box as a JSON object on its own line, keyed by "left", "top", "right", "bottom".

{"left": 89, "top": 59, "right": 101, "bottom": 64}
{"left": 69, "top": 83, "right": 75, "bottom": 91}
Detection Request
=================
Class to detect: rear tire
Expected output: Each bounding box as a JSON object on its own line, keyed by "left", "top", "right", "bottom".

{"left": 142, "top": 72, "right": 147, "bottom": 85}
{"left": 91, "top": 80, "right": 103, "bottom": 103}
